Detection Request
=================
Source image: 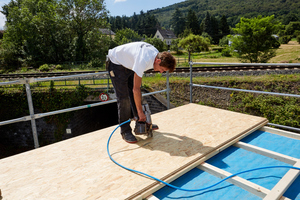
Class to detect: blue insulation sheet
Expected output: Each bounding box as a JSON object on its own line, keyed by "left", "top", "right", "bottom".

{"left": 153, "top": 130, "right": 300, "bottom": 200}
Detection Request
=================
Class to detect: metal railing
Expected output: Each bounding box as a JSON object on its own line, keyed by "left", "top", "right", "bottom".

{"left": 2, "top": 74, "right": 112, "bottom": 90}
{"left": 189, "top": 62, "right": 300, "bottom": 133}
{"left": 0, "top": 71, "right": 171, "bottom": 148}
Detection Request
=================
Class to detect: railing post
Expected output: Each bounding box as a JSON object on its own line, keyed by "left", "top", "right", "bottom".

{"left": 189, "top": 61, "right": 193, "bottom": 103}
{"left": 166, "top": 71, "right": 170, "bottom": 109}
{"left": 107, "top": 75, "right": 110, "bottom": 92}
{"left": 25, "top": 80, "right": 39, "bottom": 148}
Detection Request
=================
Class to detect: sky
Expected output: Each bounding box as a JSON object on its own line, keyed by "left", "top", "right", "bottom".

{"left": 0, "top": 0, "right": 184, "bottom": 30}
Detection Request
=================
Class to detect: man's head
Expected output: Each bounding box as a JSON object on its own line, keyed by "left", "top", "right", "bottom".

{"left": 153, "top": 52, "right": 176, "bottom": 73}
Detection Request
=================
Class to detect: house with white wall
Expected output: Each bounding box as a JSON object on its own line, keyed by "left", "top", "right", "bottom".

{"left": 154, "top": 29, "right": 177, "bottom": 46}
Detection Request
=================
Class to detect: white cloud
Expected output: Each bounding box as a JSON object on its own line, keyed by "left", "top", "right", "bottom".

{"left": 114, "top": 0, "right": 126, "bottom": 3}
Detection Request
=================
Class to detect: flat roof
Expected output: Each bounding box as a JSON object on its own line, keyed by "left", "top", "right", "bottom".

{"left": 0, "top": 104, "right": 268, "bottom": 199}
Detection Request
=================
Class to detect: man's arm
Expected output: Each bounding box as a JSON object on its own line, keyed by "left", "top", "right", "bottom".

{"left": 133, "top": 73, "right": 146, "bottom": 121}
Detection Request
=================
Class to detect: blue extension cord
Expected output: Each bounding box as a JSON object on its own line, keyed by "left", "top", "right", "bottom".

{"left": 107, "top": 119, "right": 300, "bottom": 192}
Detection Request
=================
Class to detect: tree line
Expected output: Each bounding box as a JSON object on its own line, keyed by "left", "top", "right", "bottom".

{"left": 0, "top": 0, "right": 300, "bottom": 71}
{"left": 108, "top": 11, "right": 159, "bottom": 37}
{"left": 108, "top": 9, "right": 230, "bottom": 45}
{"left": 149, "top": 0, "right": 300, "bottom": 28}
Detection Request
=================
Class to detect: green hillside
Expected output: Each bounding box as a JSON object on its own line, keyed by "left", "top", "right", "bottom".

{"left": 148, "top": 0, "right": 300, "bottom": 28}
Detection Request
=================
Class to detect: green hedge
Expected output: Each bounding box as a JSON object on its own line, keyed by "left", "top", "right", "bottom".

{"left": 0, "top": 85, "right": 89, "bottom": 141}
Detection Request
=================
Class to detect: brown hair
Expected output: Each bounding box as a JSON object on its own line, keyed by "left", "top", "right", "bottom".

{"left": 157, "top": 51, "right": 176, "bottom": 73}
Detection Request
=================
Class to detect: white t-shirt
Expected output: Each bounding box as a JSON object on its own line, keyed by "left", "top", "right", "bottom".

{"left": 108, "top": 42, "right": 159, "bottom": 77}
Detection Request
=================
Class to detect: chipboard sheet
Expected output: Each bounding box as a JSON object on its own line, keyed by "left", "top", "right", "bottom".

{"left": 0, "top": 104, "right": 268, "bottom": 199}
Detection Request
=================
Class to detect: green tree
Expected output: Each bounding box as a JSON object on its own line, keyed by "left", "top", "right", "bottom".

{"left": 202, "top": 12, "right": 212, "bottom": 36}
{"left": 282, "top": 13, "right": 299, "bottom": 25}
{"left": 210, "top": 16, "right": 220, "bottom": 44}
{"left": 219, "top": 15, "right": 230, "bottom": 37}
{"left": 219, "top": 36, "right": 230, "bottom": 47}
{"left": 131, "top": 12, "right": 139, "bottom": 30}
{"left": 136, "top": 11, "right": 146, "bottom": 35}
{"left": 170, "top": 8, "right": 185, "bottom": 36}
{"left": 114, "top": 28, "right": 142, "bottom": 45}
{"left": 297, "top": 35, "right": 300, "bottom": 44}
{"left": 229, "top": 15, "right": 282, "bottom": 63}
{"left": 1, "top": 0, "right": 65, "bottom": 68}
{"left": 285, "top": 22, "right": 300, "bottom": 37}
{"left": 0, "top": 0, "right": 108, "bottom": 69}
{"left": 143, "top": 12, "right": 159, "bottom": 37}
{"left": 85, "top": 29, "right": 112, "bottom": 63}
{"left": 114, "top": 16, "right": 123, "bottom": 30}
{"left": 186, "top": 9, "right": 201, "bottom": 35}
{"left": 170, "top": 38, "right": 181, "bottom": 54}
{"left": 178, "top": 28, "right": 193, "bottom": 38}
{"left": 57, "top": 0, "right": 108, "bottom": 61}
{"left": 144, "top": 37, "right": 167, "bottom": 52}
{"left": 178, "top": 34, "right": 210, "bottom": 61}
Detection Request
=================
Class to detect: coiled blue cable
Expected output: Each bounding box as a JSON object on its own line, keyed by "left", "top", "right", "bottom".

{"left": 107, "top": 119, "right": 300, "bottom": 192}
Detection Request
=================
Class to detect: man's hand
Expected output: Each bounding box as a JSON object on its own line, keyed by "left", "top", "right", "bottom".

{"left": 138, "top": 111, "right": 146, "bottom": 122}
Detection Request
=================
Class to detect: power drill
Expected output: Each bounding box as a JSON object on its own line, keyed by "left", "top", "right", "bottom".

{"left": 134, "top": 100, "right": 153, "bottom": 137}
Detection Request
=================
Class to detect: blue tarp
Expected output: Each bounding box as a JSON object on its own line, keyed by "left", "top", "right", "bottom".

{"left": 154, "top": 130, "right": 300, "bottom": 200}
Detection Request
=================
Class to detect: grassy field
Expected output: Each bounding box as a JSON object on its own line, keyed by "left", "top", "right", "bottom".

{"left": 175, "top": 41, "right": 300, "bottom": 65}
{"left": 2, "top": 40, "right": 299, "bottom": 74}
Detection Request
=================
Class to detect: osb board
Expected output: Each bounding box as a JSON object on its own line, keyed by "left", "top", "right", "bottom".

{"left": 0, "top": 104, "right": 268, "bottom": 200}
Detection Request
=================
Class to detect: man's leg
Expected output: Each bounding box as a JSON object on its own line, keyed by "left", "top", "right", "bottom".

{"left": 108, "top": 62, "right": 137, "bottom": 143}
{"left": 127, "top": 72, "right": 138, "bottom": 119}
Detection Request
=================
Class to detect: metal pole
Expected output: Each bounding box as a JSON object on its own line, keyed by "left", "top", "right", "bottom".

{"left": 192, "top": 84, "right": 300, "bottom": 98}
{"left": 166, "top": 71, "right": 170, "bottom": 109}
{"left": 189, "top": 62, "right": 193, "bottom": 103}
{"left": 267, "top": 123, "right": 300, "bottom": 133}
{"left": 25, "top": 81, "right": 39, "bottom": 148}
{"left": 107, "top": 76, "right": 109, "bottom": 92}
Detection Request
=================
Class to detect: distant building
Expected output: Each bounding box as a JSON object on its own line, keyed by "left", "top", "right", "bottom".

{"left": 99, "top": 28, "right": 115, "bottom": 38}
{"left": 154, "top": 29, "right": 177, "bottom": 46}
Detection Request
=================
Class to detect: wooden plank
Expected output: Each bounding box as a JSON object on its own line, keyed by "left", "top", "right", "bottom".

{"left": 234, "top": 141, "right": 298, "bottom": 165}
{"left": 197, "top": 162, "right": 290, "bottom": 200}
{"left": 145, "top": 195, "right": 160, "bottom": 200}
{"left": 260, "top": 126, "right": 300, "bottom": 140}
{"left": 0, "top": 104, "right": 268, "bottom": 200}
{"left": 263, "top": 161, "right": 300, "bottom": 200}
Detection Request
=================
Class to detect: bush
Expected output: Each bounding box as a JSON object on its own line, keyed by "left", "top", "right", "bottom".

{"left": 230, "top": 93, "right": 300, "bottom": 128}
{"left": 212, "top": 47, "right": 225, "bottom": 52}
{"left": 78, "top": 64, "right": 88, "bottom": 70}
{"left": 221, "top": 47, "right": 232, "bottom": 57}
{"left": 39, "top": 64, "right": 50, "bottom": 72}
{"left": 219, "top": 36, "right": 229, "bottom": 47}
{"left": 297, "top": 35, "right": 300, "bottom": 44}
{"left": 86, "top": 58, "right": 104, "bottom": 69}
{"left": 55, "top": 64, "right": 63, "bottom": 70}
{"left": 272, "top": 39, "right": 281, "bottom": 48}
{"left": 294, "top": 30, "right": 300, "bottom": 37}
{"left": 279, "top": 35, "right": 292, "bottom": 44}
